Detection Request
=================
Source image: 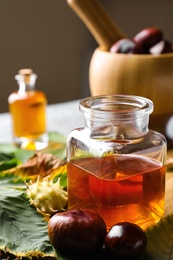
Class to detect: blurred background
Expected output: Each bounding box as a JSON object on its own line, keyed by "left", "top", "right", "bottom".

{"left": 0, "top": 0, "right": 172, "bottom": 112}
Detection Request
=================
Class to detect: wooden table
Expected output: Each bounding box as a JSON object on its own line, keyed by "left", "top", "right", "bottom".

{"left": 165, "top": 151, "right": 173, "bottom": 215}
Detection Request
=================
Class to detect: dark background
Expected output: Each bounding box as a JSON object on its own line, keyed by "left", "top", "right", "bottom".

{"left": 0, "top": 0, "right": 172, "bottom": 112}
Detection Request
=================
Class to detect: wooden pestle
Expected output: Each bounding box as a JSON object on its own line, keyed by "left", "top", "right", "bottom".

{"left": 67, "top": 0, "right": 125, "bottom": 49}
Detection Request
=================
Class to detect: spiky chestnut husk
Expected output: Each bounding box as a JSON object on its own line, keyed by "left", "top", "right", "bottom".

{"left": 26, "top": 177, "right": 68, "bottom": 218}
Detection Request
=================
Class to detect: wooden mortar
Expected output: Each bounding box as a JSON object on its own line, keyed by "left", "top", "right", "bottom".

{"left": 89, "top": 46, "right": 173, "bottom": 116}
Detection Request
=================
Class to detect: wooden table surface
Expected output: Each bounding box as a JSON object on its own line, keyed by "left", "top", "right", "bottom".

{"left": 165, "top": 149, "right": 173, "bottom": 216}
{"left": 165, "top": 172, "right": 173, "bottom": 214}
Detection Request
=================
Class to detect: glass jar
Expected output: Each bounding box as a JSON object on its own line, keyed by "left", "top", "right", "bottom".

{"left": 66, "top": 95, "right": 167, "bottom": 230}
{"left": 8, "top": 68, "right": 48, "bottom": 150}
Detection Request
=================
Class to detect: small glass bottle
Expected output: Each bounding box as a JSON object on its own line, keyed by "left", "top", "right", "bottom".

{"left": 66, "top": 95, "right": 167, "bottom": 230}
{"left": 8, "top": 68, "right": 48, "bottom": 150}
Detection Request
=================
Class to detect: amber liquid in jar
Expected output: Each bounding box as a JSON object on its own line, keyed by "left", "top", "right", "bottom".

{"left": 67, "top": 154, "right": 165, "bottom": 230}
{"left": 9, "top": 91, "right": 46, "bottom": 139}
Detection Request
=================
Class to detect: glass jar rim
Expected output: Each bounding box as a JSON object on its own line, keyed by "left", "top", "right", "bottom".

{"left": 79, "top": 94, "right": 153, "bottom": 120}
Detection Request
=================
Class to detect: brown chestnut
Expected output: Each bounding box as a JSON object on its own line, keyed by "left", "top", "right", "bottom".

{"left": 133, "top": 27, "right": 163, "bottom": 50}
{"left": 47, "top": 209, "right": 107, "bottom": 255}
{"left": 149, "top": 39, "right": 173, "bottom": 54}
{"left": 105, "top": 222, "right": 147, "bottom": 260}
{"left": 110, "top": 38, "right": 145, "bottom": 54}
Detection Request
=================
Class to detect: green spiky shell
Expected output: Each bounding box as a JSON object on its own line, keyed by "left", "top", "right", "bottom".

{"left": 27, "top": 177, "right": 68, "bottom": 217}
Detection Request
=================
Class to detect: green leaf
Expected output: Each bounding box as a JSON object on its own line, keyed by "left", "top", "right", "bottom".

{"left": 53, "top": 171, "right": 67, "bottom": 189}
{"left": 59, "top": 171, "right": 67, "bottom": 188}
{"left": 0, "top": 143, "right": 17, "bottom": 154}
{"left": 0, "top": 143, "right": 35, "bottom": 164}
{"left": 48, "top": 131, "right": 66, "bottom": 143}
{"left": 0, "top": 187, "right": 55, "bottom": 258}
{"left": 0, "top": 158, "right": 18, "bottom": 171}
{"left": 142, "top": 214, "right": 173, "bottom": 260}
{"left": 14, "top": 148, "right": 35, "bottom": 163}
{"left": 44, "top": 146, "right": 66, "bottom": 161}
{"left": 0, "top": 131, "right": 66, "bottom": 165}
{"left": 0, "top": 152, "right": 16, "bottom": 161}
{"left": 0, "top": 172, "right": 27, "bottom": 188}
{"left": 0, "top": 131, "right": 67, "bottom": 258}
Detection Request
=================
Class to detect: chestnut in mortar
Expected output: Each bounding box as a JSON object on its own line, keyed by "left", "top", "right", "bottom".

{"left": 47, "top": 209, "right": 107, "bottom": 255}
{"left": 110, "top": 38, "right": 145, "bottom": 54}
{"left": 105, "top": 222, "right": 147, "bottom": 260}
{"left": 149, "top": 39, "right": 173, "bottom": 54}
{"left": 133, "top": 27, "right": 163, "bottom": 51}
{"left": 110, "top": 27, "right": 173, "bottom": 55}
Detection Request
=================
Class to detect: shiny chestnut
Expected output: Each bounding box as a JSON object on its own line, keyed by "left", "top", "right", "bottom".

{"left": 105, "top": 222, "right": 147, "bottom": 260}
{"left": 133, "top": 27, "right": 163, "bottom": 50}
{"left": 48, "top": 209, "right": 107, "bottom": 255}
{"left": 110, "top": 38, "right": 145, "bottom": 54}
{"left": 149, "top": 39, "right": 173, "bottom": 54}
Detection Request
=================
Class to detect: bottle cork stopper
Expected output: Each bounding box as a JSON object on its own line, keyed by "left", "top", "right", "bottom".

{"left": 17, "top": 68, "right": 34, "bottom": 84}
{"left": 18, "top": 68, "right": 33, "bottom": 76}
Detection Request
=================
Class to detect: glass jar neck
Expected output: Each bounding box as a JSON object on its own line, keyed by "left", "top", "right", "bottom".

{"left": 15, "top": 68, "right": 37, "bottom": 94}
{"left": 79, "top": 95, "right": 153, "bottom": 140}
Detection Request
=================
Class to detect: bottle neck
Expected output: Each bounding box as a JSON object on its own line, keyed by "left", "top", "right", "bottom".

{"left": 80, "top": 95, "right": 153, "bottom": 140}
{"left": 15, "top": 69, "right": 37, "bottom": 94}
{"left": 83, "top": 116, "right": 149, "bottom": 139}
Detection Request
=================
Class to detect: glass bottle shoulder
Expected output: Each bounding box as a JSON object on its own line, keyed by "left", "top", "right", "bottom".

{"left": 8, "top": 90, "right": 46, "bottom": 104}
{"left": 67, "top": 127, "right": 166, "bottom": 158}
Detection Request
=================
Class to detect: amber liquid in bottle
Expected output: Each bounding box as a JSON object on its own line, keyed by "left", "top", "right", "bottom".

{"left": 8, "top": 69, "right": 48, "bottom": 150}
{"left": 67, "top": 154, "right": 165, "bottom": 231}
